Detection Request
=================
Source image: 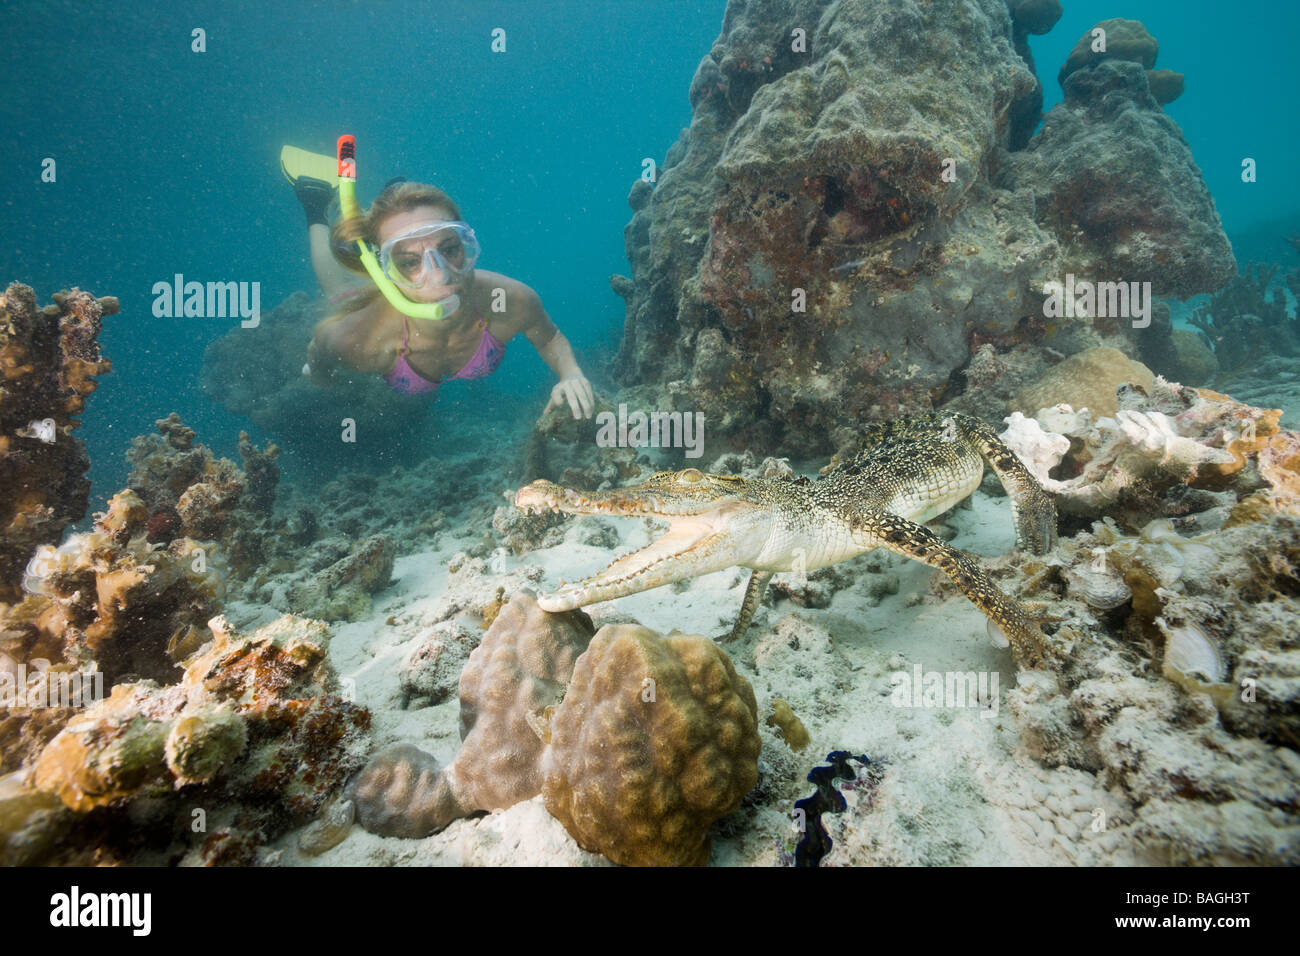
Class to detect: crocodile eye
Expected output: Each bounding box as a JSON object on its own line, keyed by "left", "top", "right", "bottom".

{"left": 677, "top": 468, "right": 704, "bottom": 482}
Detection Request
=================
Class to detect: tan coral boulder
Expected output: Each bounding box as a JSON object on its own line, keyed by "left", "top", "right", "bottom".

{"left": 541, "top": 624, "right": 760, "bottom": 867}
{"left": 1013, "top": 347, "right": 1154, "bottom": 418}
{"left": 349, "top": 589, "right": 595, "bottom": 837}
{"left": 1059, "top": 18, "right": 1159, "bottom": 87}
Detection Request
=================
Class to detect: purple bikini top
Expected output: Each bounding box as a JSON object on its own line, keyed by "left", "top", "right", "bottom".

{"left": 384, "top": 306, "right": 506, "bottom": 396}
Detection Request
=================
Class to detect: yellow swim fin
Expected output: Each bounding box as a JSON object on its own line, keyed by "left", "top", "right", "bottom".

{"left": 280, "top": 145, "right": 338, "bottom": 186}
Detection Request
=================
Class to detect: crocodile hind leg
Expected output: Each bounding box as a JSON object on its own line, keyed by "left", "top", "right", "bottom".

{"left": 720, "top": 570, "right": 773, "bottom": 643}
{"left": 952, "top": 413, "right": 1058, "bottom": 555}
{"left": 851, "top": 508, "right": 1050, "bottom": 669}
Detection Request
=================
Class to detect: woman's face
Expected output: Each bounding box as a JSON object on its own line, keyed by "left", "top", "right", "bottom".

{"left": 377, "top": 204, "right": 471, "bottom": 303}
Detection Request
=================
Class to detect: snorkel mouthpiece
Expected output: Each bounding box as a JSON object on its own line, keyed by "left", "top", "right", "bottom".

{"left": 336, "top": 134, "right": 458, "bottom": 321}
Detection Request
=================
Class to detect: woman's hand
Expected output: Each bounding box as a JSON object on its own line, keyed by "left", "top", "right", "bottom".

{"left": 544, "top": 375, "right": 595, "bottom": 420}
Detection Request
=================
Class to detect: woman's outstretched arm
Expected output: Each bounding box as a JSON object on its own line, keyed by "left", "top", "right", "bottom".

{"left": 518, "top": 287, "right": 594, "bottom": 419}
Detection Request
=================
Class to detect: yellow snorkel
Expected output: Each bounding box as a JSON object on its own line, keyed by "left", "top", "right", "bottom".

{"left": 336, "top": 134, "right": 457, "bottom": 321}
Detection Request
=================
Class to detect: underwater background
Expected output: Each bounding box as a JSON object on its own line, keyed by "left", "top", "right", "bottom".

{"left": 3, "top": 0, "right": 1300, "bottom": 869}
{"left": 2, "top": 0, "right": 1297, "bottom": 506}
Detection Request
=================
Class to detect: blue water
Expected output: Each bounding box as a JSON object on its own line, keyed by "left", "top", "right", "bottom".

{"left": 1, "top": 0, "right": 1296, "bottom": 509}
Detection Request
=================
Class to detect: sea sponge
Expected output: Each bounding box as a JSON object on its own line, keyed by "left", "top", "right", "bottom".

{"left": 766, "top": 698, "right": 810, "bottom": 752}
{"left": 350, "top": 589, "right": 595, "bottom": 837}
{"left": 164, "top": 703, "right": 248, "bottom": 785}
{"left": 542, "top": 624, "right": 760, "bottom": 867}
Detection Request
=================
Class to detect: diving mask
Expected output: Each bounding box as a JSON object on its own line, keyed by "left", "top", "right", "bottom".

{"left": 378, "top": 221, "right": 481, "bottom": 289}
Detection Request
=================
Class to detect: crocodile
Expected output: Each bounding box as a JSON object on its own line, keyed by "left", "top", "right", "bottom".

{"left": 514, "top": 412, "right": 1058, "bottom": 668}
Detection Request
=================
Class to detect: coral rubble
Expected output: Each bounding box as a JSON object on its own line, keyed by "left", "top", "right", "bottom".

{"left": 1002, "top": 379, "right": 1290, "bottom": 525}
{"left": 2, "top": 614, "right": 370, "bottom": 865}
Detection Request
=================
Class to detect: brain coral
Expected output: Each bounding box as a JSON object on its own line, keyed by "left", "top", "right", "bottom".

{"left": 542, "top": 624, "right": 760, "bottom": 867}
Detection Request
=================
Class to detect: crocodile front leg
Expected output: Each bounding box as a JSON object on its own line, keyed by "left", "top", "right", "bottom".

{"left": 954, "top": 413, "right": 1058, "bottom": 554}
{"left": 851, "top": 508, "right": 1051, "bottom": 669}
{"left": 720, "top": 570, "right": 773, "bottom": 643}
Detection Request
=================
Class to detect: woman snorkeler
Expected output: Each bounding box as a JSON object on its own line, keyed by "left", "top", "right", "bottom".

{"left": 294, "top": 167, "right": 594, "bottom": 419}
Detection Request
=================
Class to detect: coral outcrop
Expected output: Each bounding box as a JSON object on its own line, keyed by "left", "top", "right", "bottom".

{"left": 351, "top": 592, "right": 761, "bottom": 866}
{"left": 349, "top": 590, "right": 595, "bottom": 837}
{"left": 1058, "top": 18, "right": 1157, "bottom": 87}
{"left": 1010, "top": 55, "right": 1232, "bottom": 298}
{"left": 1, "top": 488, "right": 223, "bottom": 690}
{"left": 1056, "top": 18, "right": 1183, "bottom": 107}
{"left": 2, "top": 614, "right": 371, "bottom": 865}
{"left": 1011, "top": 347, "right": 1154, "bottom": 420}
{"left": 0, "top": 284, "right": 114, "bottom": 602}
{"left": 542, "top": 624, "right": 761, "bottom": 867}
{"left": 124, "top": 412, "right": 292, "bottom": 588}
{"left": 611, "top": 0, "right": 1231, "bottom": 460}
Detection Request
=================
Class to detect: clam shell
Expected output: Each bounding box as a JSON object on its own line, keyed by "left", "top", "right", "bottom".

{"left": 1065, "top": 563, "right": 1132, "bottom": 611}
{"left": 986, "top": 617, "right": 1010, "bottom": 649}
{"left": 1158, "top": 618, "right": 1224, "bottom": 683}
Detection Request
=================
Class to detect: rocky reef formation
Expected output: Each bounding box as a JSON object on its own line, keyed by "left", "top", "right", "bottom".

{"left": 0, "top": 284, "right": 114, "bottom": 603}
{"left": 1, "top": 613, "right": 371, "bottom": 865}
{"left": 611, "top": 0, "right": 1232, "bottom": 462}
{"left": 1008, "top": 56, "right": 1232, "bottom": 299}
{"left": 349, "top": 591, "right": 761, "bottom": 865}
